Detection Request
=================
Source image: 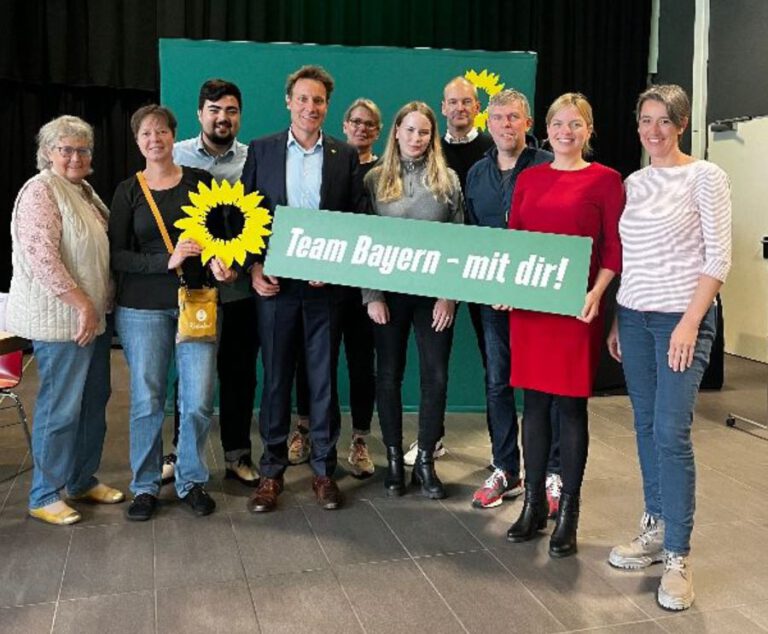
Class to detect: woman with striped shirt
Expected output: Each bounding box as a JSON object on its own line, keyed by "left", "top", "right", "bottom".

{"left": 607, "top": 85, "right": 731, "bottom": 611}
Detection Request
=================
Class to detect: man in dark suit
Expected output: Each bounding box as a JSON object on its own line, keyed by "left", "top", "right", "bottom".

{"left": 241, "top": 65, "right": 362, "bottom": 512}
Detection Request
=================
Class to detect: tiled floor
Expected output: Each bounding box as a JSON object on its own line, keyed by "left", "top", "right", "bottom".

{"left": 0, "top": 352, "right": 766, "bottom": 633}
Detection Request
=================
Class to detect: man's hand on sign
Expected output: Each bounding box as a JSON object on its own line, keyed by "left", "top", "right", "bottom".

{"left": 250, "top": 263, "right": 280, "bottom": 297}
{"left": 432, "top": 299, "right": 455, "bottom": 332}
{"left": 367, "top": 301, "right": 389, "bottom": 325}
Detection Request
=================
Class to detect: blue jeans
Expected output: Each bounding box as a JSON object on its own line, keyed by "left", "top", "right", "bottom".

{"left": 618, "top": 305, "right": 716, "bottom": 554}
{"left": 479, "top": 306, "right": 520, "bottom": 476}
{"left": 116, "top": 306, "right": 217, "bottom": 498}
{"left": 29, "top": 317, "right": 113, "bottom": 509}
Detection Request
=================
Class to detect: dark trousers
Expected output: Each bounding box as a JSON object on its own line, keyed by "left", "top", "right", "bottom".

{"left": 374, "top": 293, "right": 454, "bottom": 451}
{"left": 217, "top": 297, "right": 259, "bottom": 460}
{"left": 479, "top": 306, "right": 561, "bottom": 477}
{"left": 479, "top": 306, "right": 520, "bottom": 476}
{"left": 256, "top": 286, "right": 341, "bottom": 478}
{"left": 296, "top": 287, "right": 375, "bottom": 433}
{"left": 522, "top": 389, "right": 588, "bottom": 496}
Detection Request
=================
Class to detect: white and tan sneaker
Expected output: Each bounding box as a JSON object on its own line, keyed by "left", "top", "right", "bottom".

{"left": 657, "top": 552, "right": 694, "bottom": 611}
{"left": 609, "top": 513, "right": 665, "bottom": 569}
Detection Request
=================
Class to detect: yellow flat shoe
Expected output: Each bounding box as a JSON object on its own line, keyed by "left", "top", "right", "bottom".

{"left": 29, "top": 502, "right": 82, "bottom": 526}
{"left": 70, "top": 483, "right": 125, "bottom": 504}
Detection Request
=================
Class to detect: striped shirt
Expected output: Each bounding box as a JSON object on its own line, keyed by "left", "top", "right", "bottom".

{"left": 617, "top": 160, "right": 731, "bottom": 313}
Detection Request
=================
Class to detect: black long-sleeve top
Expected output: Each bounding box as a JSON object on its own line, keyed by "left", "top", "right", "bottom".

{"left": 109, "top": 167, "right": 213, "bottom": 310}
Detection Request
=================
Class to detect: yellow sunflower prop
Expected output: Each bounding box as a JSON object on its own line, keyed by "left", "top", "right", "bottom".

{"left": 465, "top": 69, "right": 505, "bottom": 131}
{"left": 175, "top": 179, "right": 272, "bottom": 268}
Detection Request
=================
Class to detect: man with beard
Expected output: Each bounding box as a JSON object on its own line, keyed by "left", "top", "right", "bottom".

{"left": 172, "top": 79, "right": 260, "bottom": 487}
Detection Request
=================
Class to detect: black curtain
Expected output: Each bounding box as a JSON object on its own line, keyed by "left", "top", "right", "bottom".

{"left": 0, "top": 0, "right": 651, "bottom": 290}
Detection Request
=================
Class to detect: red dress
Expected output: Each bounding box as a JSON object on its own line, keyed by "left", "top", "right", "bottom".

{"left": 508, "top": 163, "right": 624, "bottom": 397}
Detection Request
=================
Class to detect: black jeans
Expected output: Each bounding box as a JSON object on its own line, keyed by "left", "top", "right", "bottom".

{"left": 296, "top": 287, "right": 375, "bottom": 433}
{"left": 522, "top": 389, "right": 587, "bottom": 496}
{"left": 217, "top": 296, "right": 259, "bottom": 461}
{"left": 374, "top": 293, "right": 454, "bottom": 451}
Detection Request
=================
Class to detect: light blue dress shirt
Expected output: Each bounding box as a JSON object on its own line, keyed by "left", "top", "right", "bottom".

{"left": 173, "top": 134, "right": 248, "bottom": 185}
{"left": 286, "top": 129, "right": 324, "bottom": 210}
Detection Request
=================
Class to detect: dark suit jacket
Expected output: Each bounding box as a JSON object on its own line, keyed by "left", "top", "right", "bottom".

{"left": 241, "top": 129, "right": 365, "bottom": 290}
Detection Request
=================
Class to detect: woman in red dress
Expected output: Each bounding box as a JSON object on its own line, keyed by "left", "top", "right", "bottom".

{"left": 505, "top": 93, "right": 624, "bottom": 557}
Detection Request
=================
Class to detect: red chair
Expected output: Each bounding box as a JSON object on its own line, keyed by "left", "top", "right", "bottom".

{"left": 0, "top": 350, "right": 32, "bottom": 453}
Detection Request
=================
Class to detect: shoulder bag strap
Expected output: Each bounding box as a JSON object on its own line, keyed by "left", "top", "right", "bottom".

{"left": 136, "top": 171, "right": 184, "bottom": 282}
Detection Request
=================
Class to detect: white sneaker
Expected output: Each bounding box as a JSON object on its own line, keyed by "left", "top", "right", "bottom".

{"left": 609, "top": 513, "right": 665, "bottom": 569}
{"left": 161, "top": 453, "right": 177, "bottom": 485}
{"left": 403, "top": 439, "right": 446, "bottom": 466}
{"left": 657, "top": 552, "right": 694, "bottom": 611}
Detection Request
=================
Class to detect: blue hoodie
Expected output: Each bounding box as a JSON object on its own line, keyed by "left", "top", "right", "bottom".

{"left": 465, "top": 135, "right": 552, "bottom": 229}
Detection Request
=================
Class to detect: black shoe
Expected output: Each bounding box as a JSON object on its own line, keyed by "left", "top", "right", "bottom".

{"left": 506, "top": 482, "right": 548, "bottom": 542}
{"left": 549, "top": 492, "right": 580, "bottom": 558}
{"left": 411, "top": 448, "right": 446, "bottom": 499}
{"left": 182, "top": 484, "right": 216, "bottom": 516}
{"left": 384, "top": 446, "right": 406, "bottom": 497}
{"left": 126, "top": 493, "right": 157, "bottom": 521}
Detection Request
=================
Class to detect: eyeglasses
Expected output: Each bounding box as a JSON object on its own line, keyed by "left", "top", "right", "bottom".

{"left": 55, "top": 146, "right": 92, "bottom": 158}
{"left": 347, "top": 118, "right": 379, "bottom": 130}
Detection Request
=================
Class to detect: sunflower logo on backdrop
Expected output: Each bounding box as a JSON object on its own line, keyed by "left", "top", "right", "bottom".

{"left": 175, "top": 179, "right": 272, "bottom": 267}
{"left": 465, "top": 69, "right": 505, "bottom": 131}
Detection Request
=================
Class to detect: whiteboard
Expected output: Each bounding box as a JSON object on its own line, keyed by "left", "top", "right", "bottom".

{"left": 708, "top": 117, "right": 768, "bottom": 362}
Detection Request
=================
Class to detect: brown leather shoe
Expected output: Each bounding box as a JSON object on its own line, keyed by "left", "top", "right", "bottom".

{"left": 312, "top": 475, "right": 342, "bottom": 510}
{"left": 246, "top": 476, "right": 283, "bottom": 513}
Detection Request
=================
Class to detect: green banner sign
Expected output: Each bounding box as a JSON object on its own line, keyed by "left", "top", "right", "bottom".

{"left": 264, "top": 207, "right": 593, "bottom": 317}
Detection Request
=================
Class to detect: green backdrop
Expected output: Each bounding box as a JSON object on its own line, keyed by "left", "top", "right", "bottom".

{"left": 159, "top": 39, "right": 537, "bottom": 411}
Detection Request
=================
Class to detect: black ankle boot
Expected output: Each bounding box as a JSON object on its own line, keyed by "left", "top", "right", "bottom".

{"left": 506, "top": 482, "right": 548, "bottom": 542}
{"left": 549, "top": 492, "right": 580, "bottom": 557}
{"left": 411, "top": 448, "right": 446, "bottom": 499}
{"left": 384, "top": 446, "right": 405, "bottom": 496}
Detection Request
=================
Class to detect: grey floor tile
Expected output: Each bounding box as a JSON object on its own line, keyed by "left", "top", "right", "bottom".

{"left": 370, "top": 494, "right": 481, "bottom": 557}
{"left": 418, "top": 550, "right": 564, "bottom": 633}
{"left": 231, "top": 507, "right": 328, "bottom": 577}
{"left": 493, "top": 539, "right": 649, "bottom": 630}
{"left": 303, "top": 500, "right": 408, "bottom": 565}
{"left": 0, "top": 603, "right": 55, "bottom": 633}
{"left": 738, "top": 601, "right": 768, "bottom": 630}
{"left": 249, "top": 569, "right": 362, "bottom": 633}
{"left": 575, "top": 621, "right": 666, "bottom": 633}
{"left": 655, "top": 607, "right": 768, "bottom": 633}
{"left": 336, "top": 559, "right": 466, "bottom": 634}
{"left": 681, "top": 520, "right": 768, "bottom": 609}
{"left": 156, "top": 581, "right": 258, "bottom": 634}
{"left": 0, "top": 524, "right": 71, "bottom": 607}
{"left": 60, "top": 522, "right": 154, "bottom": 599}
{"left": 52, "top": 591, "right": 155, "bottom": 634}
{"left": 154, "top": 515, "right": 245, "bottom": 589}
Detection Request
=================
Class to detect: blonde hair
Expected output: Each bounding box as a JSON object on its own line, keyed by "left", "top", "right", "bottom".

{"left": 546, "top": 92, "right": 594, "bottom": 156}
{"left": 343, "top": 98, "right": 382, "bottom": 129}
{"left": 371, "top": 101, "right": 454, "bottom": 204}
{"left": 36, "top": 115, "right": 94, "bottom": 171}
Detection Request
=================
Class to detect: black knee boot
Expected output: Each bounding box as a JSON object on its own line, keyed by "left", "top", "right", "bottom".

{"left": 384, "top": 446, "right": 405, "bottom": 496}
{"left": 549, "top": 492, "right": 580, "bottom": 557}
{"left": 506, "top": 482, "right": 548, "bottom": 542}
{"left": 411, "top": 448, "right": 446, "bottom": 499}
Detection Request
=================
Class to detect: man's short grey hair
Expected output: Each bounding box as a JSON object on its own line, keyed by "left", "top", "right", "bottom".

{"left": 488, "top": 89, "right": 531, "bottom": 118}
{"left": 36, "top": 115, "right": 94, "bottom": 171}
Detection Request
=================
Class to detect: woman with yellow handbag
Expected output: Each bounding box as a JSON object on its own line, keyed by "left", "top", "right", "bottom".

{"left": 109, "top": 104, "right": 236, "bottom": 521}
